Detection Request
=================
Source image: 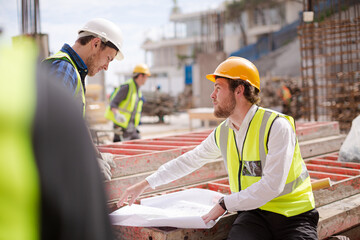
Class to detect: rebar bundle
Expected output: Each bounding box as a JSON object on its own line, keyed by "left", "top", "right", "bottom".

{"left": 298, "top": 0, "right": 360, "bottom": 132}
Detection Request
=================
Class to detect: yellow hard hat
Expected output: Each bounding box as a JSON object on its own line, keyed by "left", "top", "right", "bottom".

{"left": 206, "top": 57, "right": 260, "bottom": 91}
{"left": 133, "top": 63, "right": 151, "bottom": 76}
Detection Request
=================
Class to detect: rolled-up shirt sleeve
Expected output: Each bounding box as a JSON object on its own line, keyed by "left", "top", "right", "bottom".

{"left": 146, "top": 130, "right": 222, "bottom": 189}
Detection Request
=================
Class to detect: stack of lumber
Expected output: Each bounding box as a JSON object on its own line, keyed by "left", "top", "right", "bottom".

{"left": 98, "top": 121, "right": 360, "bottom": 239}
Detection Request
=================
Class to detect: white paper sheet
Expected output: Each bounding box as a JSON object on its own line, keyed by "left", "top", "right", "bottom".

{"left": 110, "top": 188, "right": 224, "bottom": 229}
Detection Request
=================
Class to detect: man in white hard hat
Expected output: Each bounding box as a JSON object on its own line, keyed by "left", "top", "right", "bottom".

{"left": 44, "top": 18, "right": 124, "bottom": 116}
{"left": 105, "top": 63, "right": 150, "bottom": 142}
{"left": 43, "top": 18, "right": 124, "bottom": 181}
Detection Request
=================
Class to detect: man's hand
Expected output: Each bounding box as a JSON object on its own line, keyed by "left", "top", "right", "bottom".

{"left": 117, "top": 180, "right": 150, "bottom": 207}
{"left": 112, "top": 108, "right": 126, "bottom": 123}
{"left": 101, "top": 152, "right": 116, "bottom": 168}
{"left": 97, "top": 152, "right": 116, "bottom": 181}
{"left": 201, "top": 203, "right": 226, "bottom": 224}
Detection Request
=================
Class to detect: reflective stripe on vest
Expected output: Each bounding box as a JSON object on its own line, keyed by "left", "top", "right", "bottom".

{"left": 216, "top": 107, "right": 315, "bottom": 216}
{"left": 0, "top": 39, "right": 40, "bottom": 239}
{"left": 45, "top": 51, "right": 86, "bottom": 117}
{"left": 104, "top": 78, "right": 143, "bottom": 128}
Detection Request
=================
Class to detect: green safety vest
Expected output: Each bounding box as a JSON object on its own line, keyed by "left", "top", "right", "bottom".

{"left": 104, "top": 78, "right": 143, "bottom": 128}
{"left": 0, "top": 39, "right": 40, "bottom": 239}
{"left": 45, "top": 51, "right": 86, "bottom": 117}
{"left": 215, "top": 107, "right": 315, "bottom": 217}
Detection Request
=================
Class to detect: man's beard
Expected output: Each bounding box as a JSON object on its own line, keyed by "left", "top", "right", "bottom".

{"left": 86, "top": 50, "right": 100, "bottom": 76}
{"left": 214, "top": 94, "right": 236, "bottom": 118}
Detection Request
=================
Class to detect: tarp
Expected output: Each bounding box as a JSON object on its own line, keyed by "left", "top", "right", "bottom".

{"left": 110, "top": 188, "right": 225, "bottom": 229}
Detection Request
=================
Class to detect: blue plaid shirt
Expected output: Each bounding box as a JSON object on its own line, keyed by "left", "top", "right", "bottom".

{"left": 49, "top": 44, "right": 88, "bottom": 96}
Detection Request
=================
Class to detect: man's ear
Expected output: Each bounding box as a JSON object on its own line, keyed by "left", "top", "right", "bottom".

{"left": 236, "top": 85, "right": 244, "bottom": 95}
{"left": 92, "top": 37, "right": 102, "bottom": 49}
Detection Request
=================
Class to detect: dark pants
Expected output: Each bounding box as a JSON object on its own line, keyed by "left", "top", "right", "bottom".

{"left": 227, "top": 208, "right": 319, "bottom": 240}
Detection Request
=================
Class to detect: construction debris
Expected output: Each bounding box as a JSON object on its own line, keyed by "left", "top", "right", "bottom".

{"left": 260, "top": 77, "right": 304, "bottom": 119}
{"left": 142, "top": 91, "right": 175, "bottom": 123}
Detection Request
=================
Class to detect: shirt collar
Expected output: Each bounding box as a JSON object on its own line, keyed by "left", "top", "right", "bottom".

{"left": 132, "top": 78, "right": 139, "bottom": 89}
{"left": 60, "top": 44, "right": 88, "bottom": 79}
{"left": 227, "top": 104, "right": 258, "bottom": 132}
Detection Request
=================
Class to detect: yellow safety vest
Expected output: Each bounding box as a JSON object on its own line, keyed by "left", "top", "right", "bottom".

{"left": 45, "top": 51, "right": 86, "bottom": 117}
{"left": 0, "top": 39, "right": 40, "bottom": 239}
{"left": 104, "top": 78, "right": 143, "bottom": 128}
{"left": 215, "top": 107, "right": 315, "bottom": 217}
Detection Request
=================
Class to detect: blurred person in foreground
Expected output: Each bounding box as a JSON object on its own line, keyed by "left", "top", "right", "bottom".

{"left": 0, "top": 38, "right": 113, "bottom": 240}
{"left": 42, "top": 18, "right": 125, "bottom": 180}
{"left": 105, "top": 64, "right": 150, "bottom": 142}
{"left": 117, "top": 57, "right": 319, "bottom": 239}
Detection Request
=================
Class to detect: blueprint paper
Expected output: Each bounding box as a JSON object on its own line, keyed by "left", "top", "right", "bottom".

{"left": 110, "top": 188, "right": 225, "bottom": 229}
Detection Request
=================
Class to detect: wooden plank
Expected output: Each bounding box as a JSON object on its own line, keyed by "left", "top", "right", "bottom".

{"left": 111, "top": 191, "right": 360, "bottom": 240}
{"left": 125, "top": 140, "right": 200, "bottom": 147}
{"left": 105, "top": 159, "right": 228, "bottom": 203}
{"left": 317, "top": 193, "right": 360, "bottom": 239}
{"left": 187, "top": 108, "right": 224, "bottom": 131}
{"left": 104, "top": 123, "right": 356, "bottom": 239}
{"left": 314, "top": 176, "right": 360, "bottom": 208}
{"left": 306, "top": 163, "right": 360, "bottom": 176}
{"left": 108, "top": 172, "right": 360, "bottom": 239}
{"left": 309, "top": 171, "right": 350, "bottom": 182}
{"left": 299, "top": 135, "right": 346, "bottom": 158}
{"left": 306, "top": 159, "right": 360, "bottom": 170}
{"left": 296, "top": 121, "right": 340, "bottom": 141}
{"left": 102, "top": 144, "right": 177, "bottom": 151}
{"left": 154, "top": 137, "right": 205, "bottom": 142}
{"left": 98, "top": 147, "right": 154, "bottom": 156}
{"left": 108, "top": 147, "right": 195, "bottom": 178}
{"left": 112, "top": 213, "right": 237, "bottom": 240}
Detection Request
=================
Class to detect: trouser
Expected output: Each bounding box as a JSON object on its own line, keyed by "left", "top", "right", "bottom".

{"left": 227, "top": 208, "right": 319, "bottom": 240}
{"left": 113, "top": 124, "right": 140, "bottom": 142}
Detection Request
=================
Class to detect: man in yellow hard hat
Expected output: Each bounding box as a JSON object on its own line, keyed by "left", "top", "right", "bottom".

{"left": 105, "top": 63, "right": 151, "bottom": 142}
{"left": 117, "top": 57, "right": 319, "bottom": 239}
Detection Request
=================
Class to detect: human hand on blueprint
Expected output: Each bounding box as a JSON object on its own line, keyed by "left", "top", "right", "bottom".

{"left": 117, "top": 179, "right": 150, "bottom": 207}
{"left": 201, "top": 203, "right": 226, "bottom": 224}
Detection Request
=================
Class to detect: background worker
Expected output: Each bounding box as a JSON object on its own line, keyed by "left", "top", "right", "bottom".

{"left": 278, "top": 83, "right": 292, "bottom": 115}
{"left": 118, "top": 57, "right": 319, "bottom": 240}
{"left": 0, "top": 38, "right": 113, "bottom": 240}
{"left": 43, "top": 18, "right": 124, "bottom": 180}
{"left": 105, "top": 64, "right": 150, "bottom": 142}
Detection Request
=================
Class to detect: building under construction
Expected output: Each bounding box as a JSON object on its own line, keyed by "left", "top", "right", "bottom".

{"left": 298, "top": 0, "right": 360, "bottom": 132}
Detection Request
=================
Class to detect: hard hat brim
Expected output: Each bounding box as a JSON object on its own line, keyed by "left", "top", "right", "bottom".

{"left": 115, "top": 50, "right": 124, "bottom": 61}
{"left": 206, "top": 73, "right": 261, "bottom": 92}
{"left": 206, "top": 74, "right": 216, "bottom": 82}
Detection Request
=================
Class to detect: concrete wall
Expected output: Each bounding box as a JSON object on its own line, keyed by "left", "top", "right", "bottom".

{"left": 194, "top": 52, "right": 227, "bottom": 108}
{"left": 285, "top": 1, "right": 302, "bottom": 24}
{"left": 141, "top": 66, "right": 184, "bottom": 97}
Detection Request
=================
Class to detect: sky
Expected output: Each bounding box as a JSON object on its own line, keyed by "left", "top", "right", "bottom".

{"left": 0, "top": 0, "right": 225, "bottom": 86}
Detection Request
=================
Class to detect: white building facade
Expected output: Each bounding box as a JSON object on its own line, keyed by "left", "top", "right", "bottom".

{"left": 142, "top": 0, "right": 302, "bottom": 107}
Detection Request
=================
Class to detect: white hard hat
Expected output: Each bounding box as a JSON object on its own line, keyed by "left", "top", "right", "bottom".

{"left": 78, "top": 18, "right": 124, "bottom": 60}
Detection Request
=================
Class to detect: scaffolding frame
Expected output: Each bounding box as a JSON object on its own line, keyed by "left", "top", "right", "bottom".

{"left": 298, "top": 0, "right": 360, "bottom": 132}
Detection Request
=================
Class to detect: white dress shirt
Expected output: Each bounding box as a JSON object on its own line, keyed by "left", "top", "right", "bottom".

{"left": 146, "top": 105, "right": 296, "bottom": 212}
